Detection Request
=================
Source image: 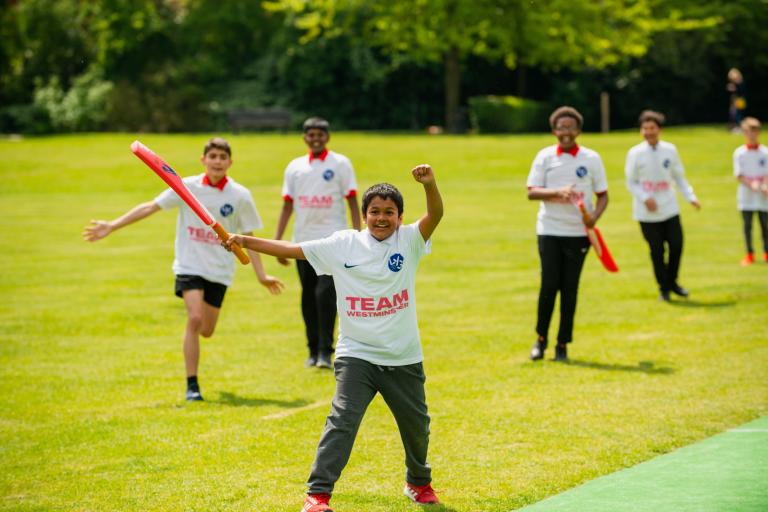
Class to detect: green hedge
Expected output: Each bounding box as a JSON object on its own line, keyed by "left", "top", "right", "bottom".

{"left": 468, "top": 95, "right": 549, "bottom": 133}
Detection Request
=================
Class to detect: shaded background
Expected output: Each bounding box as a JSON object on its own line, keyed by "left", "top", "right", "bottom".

{"left": 1, "top": 0, "right": 766, "bottom": 134}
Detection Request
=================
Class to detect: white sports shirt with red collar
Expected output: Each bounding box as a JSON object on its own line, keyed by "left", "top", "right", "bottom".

{"left": 733, "top": 143, "right": 768, "bottom": 212}
{"left": 154, "top": 174, "right": 263, "bottom": 286}
{"left": 282, "top": 149, "right": 357, "bottom": 243}
{"left": 527, "top": 144, "right": 609, "bottom": 236}
{"left": 300, "top": 223, "right": 430, "bottom": 366}
{"left": 625, "top": 140, "right": 697, "bottom": 222}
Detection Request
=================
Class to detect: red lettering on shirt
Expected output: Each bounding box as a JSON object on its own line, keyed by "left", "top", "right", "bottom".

{"left": 187, "top": 226, "right": 220, "bottom": 245}
{"left": 298, "top": 195, "right": 333, "bottom": 208}
{"left": 642, "top": 181, "right": 670, "bottom": 192}
{"left": 345, "top": 289, "right": 410, "bottom": 318}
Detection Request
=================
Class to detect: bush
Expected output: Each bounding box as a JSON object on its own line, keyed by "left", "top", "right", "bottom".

{"left": 0, "top": 104, "right": 52, "bottom": 134}
{"left": 468, "top": 95, "right": 549, "bottom": 133}
{"left": 33, "top": 69, "right": 113, "bottom": 132}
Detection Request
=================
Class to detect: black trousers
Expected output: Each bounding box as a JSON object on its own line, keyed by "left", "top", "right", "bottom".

{"left": 536, "top": 235, "right": 590, "bottom": 345}
{"left": 741, "top": 210, "right": 768, "bottom": 254}
{"left": 296, "top": 259, "right": 337, "bottom": 357}
{"left": 639, "top": 215, "right": 684, "bottom": 293}
{"left": 307, "top": 357, "right": 431, "bottom": 494}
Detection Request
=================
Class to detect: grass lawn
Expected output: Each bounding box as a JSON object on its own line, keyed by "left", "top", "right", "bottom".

{"left": 1, "top": 128, "right": 766, "bottom": 511}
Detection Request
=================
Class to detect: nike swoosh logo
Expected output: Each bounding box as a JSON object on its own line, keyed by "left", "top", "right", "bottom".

{"left": 344, "top": 263, "right": 360, "bottom": 268}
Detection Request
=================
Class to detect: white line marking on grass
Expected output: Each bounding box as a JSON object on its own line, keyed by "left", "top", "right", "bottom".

{"left": 262, "top": 400, "right": 327, "bottom": 420}
{"left": 728, "top": 428, "right": 768, "bottom": 433}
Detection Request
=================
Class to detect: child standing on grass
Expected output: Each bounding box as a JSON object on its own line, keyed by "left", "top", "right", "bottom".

{"left": 625, "top": 111, "right": 701, "bottom": 301}
{"left": 527, "top": 106, "right": 609, "bottom": 362}
{"left": 733, "top": 117, "right": 768, "bottom": 265}
{"left": 275, "top": 117, "right": 361, "bottom": 370}
{"left": 82, "top": 137, "right": 284, "bottom": 402}
{"left": 222, "top": 165, "right": 443, "bottom": 512}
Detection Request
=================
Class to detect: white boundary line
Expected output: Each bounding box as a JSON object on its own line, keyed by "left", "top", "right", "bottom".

{"left": 262, "top": 400, "right": 327, "bottom": 420}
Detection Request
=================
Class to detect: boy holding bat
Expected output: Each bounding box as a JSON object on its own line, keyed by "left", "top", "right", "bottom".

{"left": 222, "top": 165, "right": 443, "bottom": 512}
{"left": 83, "top": 137, "right": 283, "bottom": 401}
{"left": 527, "top": 106, "right": 609, "bottom": 362}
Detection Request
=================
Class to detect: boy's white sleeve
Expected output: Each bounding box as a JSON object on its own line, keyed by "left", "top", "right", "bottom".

{"left": 526, "top": 151, "right": 546, "bottom": 188}
{"left": 670, "top": 148, "right": 697, "bottom": 202}
{"left": 592, "top": 154, "right": 609, "bottom": 193}
{"left": 404, "top": 222, "right": 431, "bottom": 259}
{"left": 238, "top": 192, "right": 264, "bottom": 233}
{"left": 341, "top": 157, "right": 358, "bottom": 198}
{"left": 300, "top": 232, "right": 345, "bottom": 276}
{"left": 733, "top": 148, "right": 742, "bottom": 177}
{"left": 154, "top": 188, "right": 181, "bottom": 209}
{"left": 281, "top": 164, "right": 294, "bottom": 201}
{"left": 625, "top": 149, "right": 649, "bottom": 202}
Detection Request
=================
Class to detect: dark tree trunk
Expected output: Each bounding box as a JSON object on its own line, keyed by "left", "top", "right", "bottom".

{"left": 444, "top": 46, "right": 461, "bottom": 133}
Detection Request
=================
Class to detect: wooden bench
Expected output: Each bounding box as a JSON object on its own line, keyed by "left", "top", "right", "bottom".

{"left": 227, "top": 108, "right": 292, "bottom": 132}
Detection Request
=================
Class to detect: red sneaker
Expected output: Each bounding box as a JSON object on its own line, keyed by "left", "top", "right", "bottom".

{"left": 302, "top": 494, "right": 333, "bottom": 512}
{"left": 763, "top": 252, "right": 768, "bottom": 263}
{"left": 741, "top": 253, "right": 754, "bottom": 266}
{"left": 403, "top": 482, "right": 440, "bottom": 505}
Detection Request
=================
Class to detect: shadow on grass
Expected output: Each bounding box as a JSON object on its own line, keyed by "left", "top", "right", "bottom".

{"left": 213, "top": 391, "right": 311, "bottom": 408}
{"left": 341, "top": 493, "right": 458, "bottom": 512}
{"left": 563, "top": 359, "right": 675, "bottom": 375}
{"left": 667, "top": 299, "right": 736, "bottom": 308}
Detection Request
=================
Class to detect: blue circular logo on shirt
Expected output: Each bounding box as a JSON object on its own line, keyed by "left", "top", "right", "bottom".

{"left": 220, "top": 203, "right": 234, "bottom": 217}
{"left": 388, "top": 253, "right": 404, "bottom": 272}
{"left": 663, "top": 158, "right": 671, "bottom": 169}
{"left": 575, "top": 166, "right": 588, "bottom": 178}
{"left": 323, "top": 169, "right": 334, "bottom": 181}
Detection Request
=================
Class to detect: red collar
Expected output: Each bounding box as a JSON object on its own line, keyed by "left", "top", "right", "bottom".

{"left": 202, "top": 174, "right": 228, "bottom": 190}
{"left": 309, "top": 149, "right": 329, "bottom": 162}
{"left": 556, "top": 144, "right": 579, "bottom": 156}
{"left": 746, "top": 143, "right": 760, "bottom": 150}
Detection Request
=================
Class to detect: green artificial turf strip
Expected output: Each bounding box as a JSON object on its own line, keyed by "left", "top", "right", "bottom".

{"left": 1, "top": 128, "right": 766, "bottom": 511}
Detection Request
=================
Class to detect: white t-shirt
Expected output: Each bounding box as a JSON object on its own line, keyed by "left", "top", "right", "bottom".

{"left": 625, "top": 140, "right": 697, "bottom": 222}
{"left": 154, "top": 174, "right": 263, "bottom": 286}
{"left": 300, "top": 223, "right": 430, "bottom": 366}
{"left": 733, "top": 144, "right": 768, "bottom": 211}
{"left": 526, "top": 144, "right": 609, "bottom": 236}
{"left": 282, "top": 150, "right": 357, "bottom": 242}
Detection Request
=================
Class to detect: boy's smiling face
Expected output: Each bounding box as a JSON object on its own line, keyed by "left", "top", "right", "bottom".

{"left": 552, "top": 116, "right": 580, "bottom": 149}
{"left": 304, "top": 128, "right": 329, "bottom": 155}
{"left": 200, "top": 148, "right": 232, "bottom": 183}
{"left": 640, "top": 121, "right": 661, "bottom": 146}
{"left": 365, "top": 196, "right": 402, "bottom": 241}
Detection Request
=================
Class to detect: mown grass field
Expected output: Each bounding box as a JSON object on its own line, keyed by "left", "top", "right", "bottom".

{"left": 1, "top": 128, "right": 766, "bottom": 512}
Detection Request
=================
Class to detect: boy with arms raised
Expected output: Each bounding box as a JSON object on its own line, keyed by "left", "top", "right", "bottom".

{"left": 276, "top": 117, "right": 361, "bottom": 369}
{"left": 83, "top": 137, "right": 283, "bottom": 401}
{"left": 625, "top": 111, "right": 701, "bottom": 301}
{"left": 223, "top": 165, "right": 443, "bottom": 512}
{"left": 732, "top": 117, "right": 768, "bottom": 265}
{"left": 527, "top": 106, "right": 609, "bottom": 362}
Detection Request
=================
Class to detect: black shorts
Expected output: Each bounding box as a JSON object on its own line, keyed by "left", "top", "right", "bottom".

{"left": 174, "top": 274, "right": 227, "bottom": 308}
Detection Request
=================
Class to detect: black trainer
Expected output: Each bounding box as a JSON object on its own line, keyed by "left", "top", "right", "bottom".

{"left": 554, "top": 344, "right": 568, "bottom": 361}
{"left": 186, "top": 387, "right": 203, "bottom": 401}
{"left": 305, "top": 355, "right": 318, "bottom": 368}
{"left": 659, "top": 291, "right": 671, "bottom": 302}
{"left": 670, "top": 284, "right": 689, "bottom": 298}
{"left": 530, "top": 337, "right": 547, "bottom": 361}
{"left": 316, "top": 353, "right": 333, "bottom": 369}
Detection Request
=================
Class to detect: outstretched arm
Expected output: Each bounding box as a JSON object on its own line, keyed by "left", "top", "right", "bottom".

{"left": 82, "top": 201, "right": 161, "bottom": 241}
{"left": 240, "top": 231, "right": 285, "bottom": 295}
{"left": 412, "top": 164, "right": 443, "bottom": 242}
{"left": 223, "top": 235, "right": 306, "bottom": 260}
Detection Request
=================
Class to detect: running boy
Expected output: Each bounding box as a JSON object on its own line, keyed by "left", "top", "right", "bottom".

{"left": 527, "top": 106, "right": 609, "bottom": 362}
{"left": 275, "top": 117, "right": 361, "bottom": 369}
{"left": 82, "top": 137, "right": 283, "bottom": 401}
{"left": 625, "top": 111, "right": 701, "bottom": 301}
{"left": 733, "top": 117, "right": 768, "bottom": 265}
{"left": 222, "top": 165, "right": 443, "bottom": 512}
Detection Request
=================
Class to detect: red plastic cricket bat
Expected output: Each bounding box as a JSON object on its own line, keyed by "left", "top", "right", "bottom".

{"left": 577, "top": 200, "right": 618, "bottom": 273}
{"left": 130, "top": 141, "right": 250, "bottom": 265}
